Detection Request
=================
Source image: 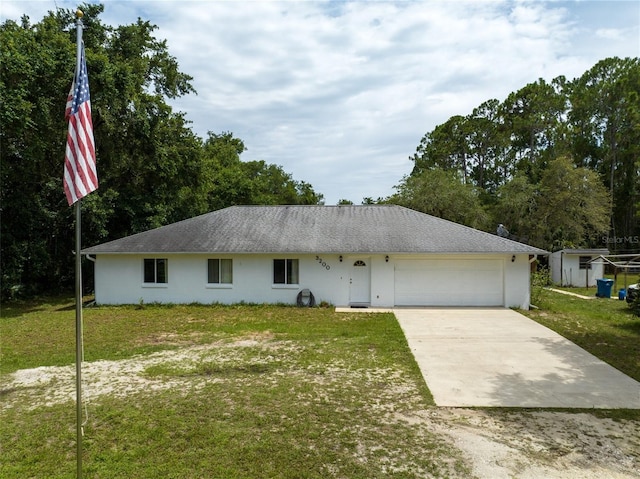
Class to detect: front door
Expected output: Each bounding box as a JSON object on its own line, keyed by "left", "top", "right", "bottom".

{"left": 349, "top": 259, "right": 371, "bottom": 306}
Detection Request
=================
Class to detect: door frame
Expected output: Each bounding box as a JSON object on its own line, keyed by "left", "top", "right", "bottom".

{"left": 349, "top": 257, "right": 371, "bottom": 306}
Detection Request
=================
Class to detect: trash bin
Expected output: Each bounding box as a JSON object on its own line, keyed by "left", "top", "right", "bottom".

{"left": 618, "top": 289, "right": 626, "bottom": 301}
{"left": 596, "top": 279, "right": 614, "bottom": 298}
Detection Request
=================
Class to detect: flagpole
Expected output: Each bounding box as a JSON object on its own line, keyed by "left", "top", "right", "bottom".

{"left": 75, "top": 202, "right": 83, "bottom": 479}
{"left": 73, "top": 11, "right": 84, "bottom": 479}
{"left": 65, "top": 8, "right": 97, "bottom": 473}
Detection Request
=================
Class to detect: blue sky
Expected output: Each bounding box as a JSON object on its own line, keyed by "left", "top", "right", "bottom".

{"left": 2, "top": 1, "right": 639, "bottom": 204}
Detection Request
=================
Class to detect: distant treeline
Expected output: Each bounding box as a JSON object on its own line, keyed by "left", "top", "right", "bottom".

{"left": 390, "top": 56, "right": 639, "bottom": 253}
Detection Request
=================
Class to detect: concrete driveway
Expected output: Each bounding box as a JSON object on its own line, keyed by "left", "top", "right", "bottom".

{"left": 394, "top": 308, "right": 640, "bottom": 408}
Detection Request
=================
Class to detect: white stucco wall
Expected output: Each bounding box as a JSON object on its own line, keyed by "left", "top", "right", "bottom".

{"left": 93, "top": 253, "right": 349, "bottom": 305}
{"left": 504, "top": 254, "right": 532, "bottom": 310}
{"left": 92, "top": 252, "right": 533, "bottom": 308}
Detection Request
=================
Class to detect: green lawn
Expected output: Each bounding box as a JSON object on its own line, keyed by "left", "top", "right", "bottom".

{"left": 2, "top": 293, "right": 639, "bottom": 478}
{"left": 0, "top": 299, "right": 469, "bottom": 479}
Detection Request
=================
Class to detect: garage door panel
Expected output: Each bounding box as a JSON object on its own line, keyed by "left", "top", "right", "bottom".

{"left": 394, "top": 259, "right": 503, "bottom": 306}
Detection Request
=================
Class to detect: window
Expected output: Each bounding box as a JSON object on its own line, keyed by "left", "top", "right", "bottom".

{"left": 274, "top": 259, "right": 299, "bottom": 284}
{"left": 579, "top": 256, "right": 592, "bottom": 270}
{"left": 144, "top": 258, "right": 167, "bottom": 283}
{"left": 208, "top": 259, "right": 233, "bottom": 284}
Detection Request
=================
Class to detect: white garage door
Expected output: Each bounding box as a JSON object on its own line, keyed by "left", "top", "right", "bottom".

{"left": 394, "top": 259, "right": 504, "bottom": 306}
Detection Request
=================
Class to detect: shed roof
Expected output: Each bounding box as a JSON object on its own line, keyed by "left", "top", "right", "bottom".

{"left": 553, "top": 249, "right": 610, "bottom": 255}
{"left": 82, "top": 205, "right": 548, "bottom": 255}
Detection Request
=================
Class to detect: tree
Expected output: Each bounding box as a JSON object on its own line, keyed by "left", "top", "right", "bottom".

{"left": 361, "top": 197, "right": 385, "bottom": 204}
{"left": 568, "top": 57, "right": 640, "bottom": 248}
{"left": 1, "top": 14, "right": 79, "bottom": 295}
{"left": 499, "top": 77, "right": 569, "bottom": 183}
{"left": 531, "top": 156, "right": 611, "bottom": 250}
{"left": 390, "top": 168, "right": 489, "bottom": 229}
{"left": 0, "top": 6, "right": 323, "bottom": 298}
{"left": 0, "top": 5, "right": 202, "bottom": 297}
{"left": 406, "top": 58, "right": 637, "bottom": 246}
{"left": 466, "top": 99, "right": 508, "bottom": 194}
{"left": 492, "top": 157, "right": 611, "bottom": 251}
{"left": 492, "top": 174, "right": 537, "bottom": 242}
{"left": 410, "top": 115, "right": 470, "bottom": 180}
{"left": 297, "top": 181, "right": 323, "bottom": 205}
{"left": 200, "top": 132, "right": 323, "bottom": 209}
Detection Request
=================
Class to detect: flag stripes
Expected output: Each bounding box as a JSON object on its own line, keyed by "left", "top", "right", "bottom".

{"left": 64, "top": 43, "right": 97, "bottom": 205}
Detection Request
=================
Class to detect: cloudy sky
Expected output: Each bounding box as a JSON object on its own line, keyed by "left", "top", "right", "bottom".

{"left": 2, "top": 1, "right": 639, "bottom": 204}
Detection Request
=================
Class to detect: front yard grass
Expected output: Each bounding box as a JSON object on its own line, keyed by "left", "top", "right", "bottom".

{"left": 1, "top": 299, "right": 470, "bottom": 479}
{"left": 2, "top": 293, "right": 639, "bottom": 478}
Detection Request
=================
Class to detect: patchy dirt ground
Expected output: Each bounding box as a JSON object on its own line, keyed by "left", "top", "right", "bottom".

{"left": 426, "top": 408, "right": 639, "bottom": 478}
{"left": 2, "top": 340, "right": 639, "bottom": 478}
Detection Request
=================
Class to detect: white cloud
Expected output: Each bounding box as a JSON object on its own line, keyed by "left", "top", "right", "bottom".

{"left": 595, "top": 28, "right": 623, "bottom": 40}
{"left": 2, "top": 0, "right": 638, "bottom": 204}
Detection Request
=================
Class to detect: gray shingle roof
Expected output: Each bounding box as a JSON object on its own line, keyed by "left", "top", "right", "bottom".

{"left": 82, "top": 205, "right": 548, "bottom": 255}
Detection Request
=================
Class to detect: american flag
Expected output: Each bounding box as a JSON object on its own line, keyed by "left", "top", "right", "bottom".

{"left": 64, "top": 43, "right": 97, "bottom": 206}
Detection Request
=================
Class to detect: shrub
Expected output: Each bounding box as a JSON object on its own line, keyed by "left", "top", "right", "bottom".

{"left": 530, "top": 267, "right": 551, "bottom": 306}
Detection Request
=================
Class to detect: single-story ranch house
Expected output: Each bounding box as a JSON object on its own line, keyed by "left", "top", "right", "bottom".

{"left": 82, "top": 205, "right": 547, "bottom": 308}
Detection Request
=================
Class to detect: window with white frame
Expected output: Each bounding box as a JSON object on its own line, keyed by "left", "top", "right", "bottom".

{"left": 273, "top": 259, "right": 299, "bottom": 285}
{"left": 144, "top": 258, "right": 168, "bottom": 283}
{"left": 208, "top": 258, "right": 233, "bottom": 284}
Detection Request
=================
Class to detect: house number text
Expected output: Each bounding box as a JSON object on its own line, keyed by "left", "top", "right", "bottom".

{"left": 315, "top": 256, "right": 331, "bottom": 270}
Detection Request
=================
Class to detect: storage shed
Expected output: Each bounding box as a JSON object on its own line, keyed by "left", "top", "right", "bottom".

{"left": 549, "top": 249, "right": 609, "bottom": 287}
